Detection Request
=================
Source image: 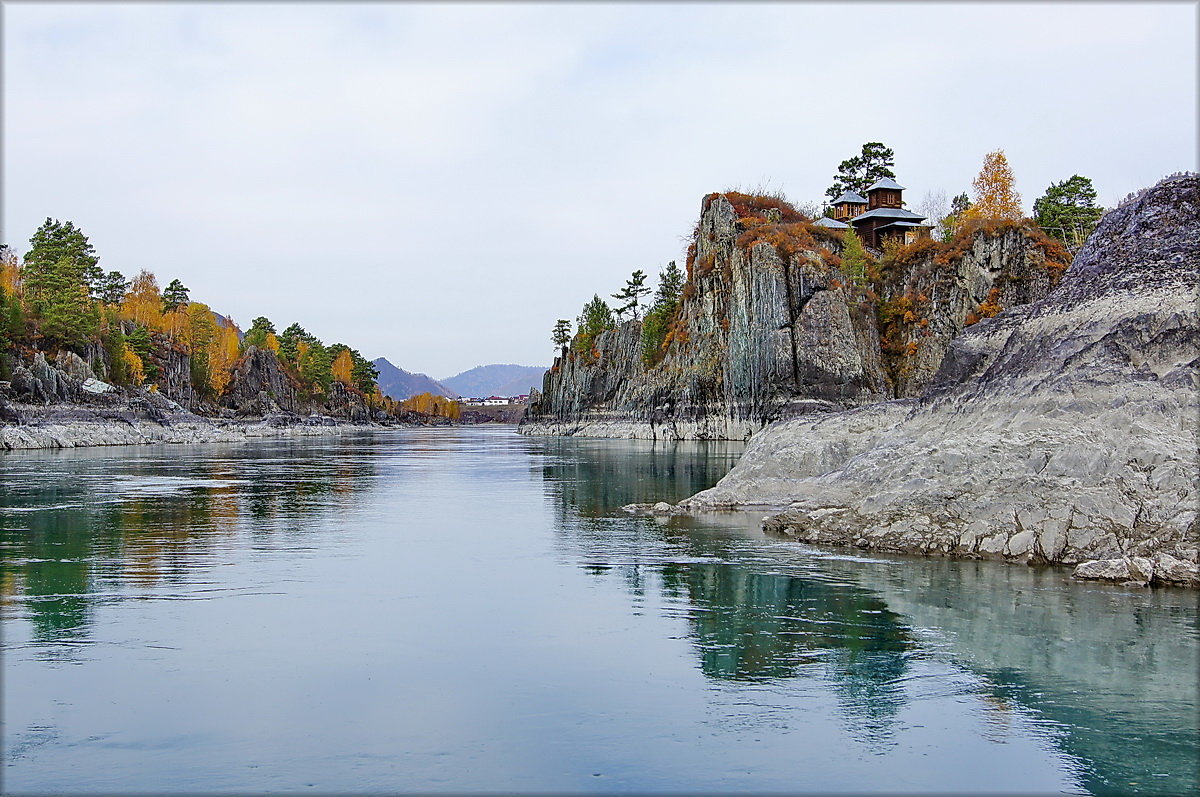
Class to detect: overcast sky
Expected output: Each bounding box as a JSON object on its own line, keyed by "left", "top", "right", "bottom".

{"left": 3, "top": 2, "right": 1195, "bottom": 378}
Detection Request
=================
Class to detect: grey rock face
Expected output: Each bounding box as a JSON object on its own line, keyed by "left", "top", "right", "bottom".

{"left": 523, "top": 194, "right": 1065, "bottom": 440}
{"left": 323, "top": 381, "right": 372, "bottom": 424}
{"left": 143, "top": 335, "right": 196, "bottom": 409}
{"left": 221, "top": 346, "right": 300, "bottom": 415}
{"left": 54, "top": 350, "right": 96, "bottom": 384}
{"left": 681, "top": 174, "right": 1199, "bottom": 584}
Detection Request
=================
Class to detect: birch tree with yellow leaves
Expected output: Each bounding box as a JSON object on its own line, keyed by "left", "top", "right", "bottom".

{"left": 963, "top": 150, "right": 1024, "bottom": 221}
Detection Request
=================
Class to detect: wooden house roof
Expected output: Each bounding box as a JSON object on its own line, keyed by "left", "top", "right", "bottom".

{"left": 831, "top": 190, "right": 868, "bottom": 205}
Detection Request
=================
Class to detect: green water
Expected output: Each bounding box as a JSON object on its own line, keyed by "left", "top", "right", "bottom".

{"left": 2, "top": 427, "right": 1196, "bottom": 794}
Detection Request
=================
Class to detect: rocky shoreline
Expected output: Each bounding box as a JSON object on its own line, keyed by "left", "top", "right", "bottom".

{"left": 0, "top": 340, "right": 438, "bottom": 451}
{"left": 0, "top": 397, "right": 384, "bottom": 450}
{"left": 622, "top": 174, "right": 1199, "bottom": 589}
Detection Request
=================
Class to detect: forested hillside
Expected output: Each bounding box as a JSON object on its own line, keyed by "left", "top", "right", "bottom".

{"left": 0, "top": 218, "right": 423, "bottom": 423}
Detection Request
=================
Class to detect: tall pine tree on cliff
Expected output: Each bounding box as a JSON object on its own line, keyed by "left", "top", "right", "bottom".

{"left": 826, "top": 142, "right": 897, "bottom": 200}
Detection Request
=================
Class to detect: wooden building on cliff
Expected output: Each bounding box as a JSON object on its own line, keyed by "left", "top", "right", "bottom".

{"left": 815, "top": 177, "right": 932, "bottom": 249}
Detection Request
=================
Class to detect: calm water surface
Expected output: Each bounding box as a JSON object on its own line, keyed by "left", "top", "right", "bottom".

{"left": 2, "top": 427, "right": 1196, "bottom": 794}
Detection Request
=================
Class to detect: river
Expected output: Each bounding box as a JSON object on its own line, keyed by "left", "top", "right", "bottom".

{"left": 2, "top": 427, "right": 1196, "bottom": 794}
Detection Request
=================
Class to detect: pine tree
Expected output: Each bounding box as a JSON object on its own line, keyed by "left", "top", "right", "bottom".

{"left": 278, "top": 322, "right": 310, "bottom": 364}
{"left": 162, "top": 279, "right": 191, "bottom": 312}
{"left": 96, "top": 271, "right": 129, "bottom": 305}
{"left": 611, "top": 269, "right": 651, "bottom": 320}
{"left": 578, "top": 295, "right": 615, "bottom": 337}
{"left": 350, "top": 353, "right": 379, "bottom": 394}
{"left": 652, "top": 260, "right": 684, "bottom": 310}
{"left": 243, "top": 316, "right": 276, "bottom": 349}
{"left": 574, "top": 295, "right": 615, "bottom": 354}
{"left": 963, "top": 150, "right": 1023, "bottom": 221}
{"left": 639, "top": 261, "right": 686, "bottom": 366}
{"left": 552, "top": 319, "right": 572, "bottom": 349}
{"left": 1033, "top": 175, "right": 1104, "bottom": 252}
{"left": 25, "top": 256, "right": 99, "bottom": 349}
{"left": 24, "top": 219, "right": 102, "bottom": 295}
{"left": 826, "top": 142, "right": 897, "bottom": 200}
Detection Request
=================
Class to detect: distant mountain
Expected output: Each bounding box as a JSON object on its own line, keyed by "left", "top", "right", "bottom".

{"left": 371, "top": 358, "right": 458, "bottom": 400}
{"left": 442, "top": 364, "right": 548, "bottom": 398}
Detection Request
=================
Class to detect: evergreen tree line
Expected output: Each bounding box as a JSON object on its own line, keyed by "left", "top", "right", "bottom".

{"left": 551, "top": 261, "right": 686, "bottom": 368}
{"left": 0, "top": 219, "right": 380, "bottom": 403}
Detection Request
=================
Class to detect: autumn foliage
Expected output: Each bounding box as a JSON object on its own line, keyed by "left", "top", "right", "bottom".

{"left": 962, "top": 150, "right": 1024, "bottom": 222}
{"left": 2, "top": 218, "right": 384, "bottom": 413}
{"left": 401, "top": 392, "right": 461, "bottom": 420}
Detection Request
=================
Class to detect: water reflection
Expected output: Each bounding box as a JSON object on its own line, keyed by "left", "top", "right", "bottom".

{"left": 1, "top": 436, "right": 378, "bottom": 647}
{"left": 538, "top": 435, "right": 1200, "bottom": 796}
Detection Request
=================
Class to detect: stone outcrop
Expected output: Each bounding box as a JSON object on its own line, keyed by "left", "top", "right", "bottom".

{"left": 523, "top": 193, "right": 1067, "bottom": 440}
{"left": 674, "top": 174, "right": 1199, "bottom": 586}
{"left": 220, "top": 345, "right": 301, "bottom": 415}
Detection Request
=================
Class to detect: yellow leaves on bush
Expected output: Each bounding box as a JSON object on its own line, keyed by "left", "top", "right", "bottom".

{"left": 0, "top": 249, "right": 20, "bottom": 295}
{"left": 977, "top": 287, "right": 1004, "bottom": 319}
{"left": 121, "top": 270, "right": 163, "bottom": 330}
{"left": 736, "top": 221, "right": 821, "bottom": 264}
{"left": 209, "top": 323, "right": 240, "bottom": 395}
{"left": 881, "top": 236, "right": 939, "bottom": 270}
{"left": 401, "top": 392, "right": 460, "bottom": 420}
{"left": 122, "top": 346, "right": 145, "bottom": 385}
{"left": 263, "top": 332, "right": 280, "bottom": 353}
{"left": 332, "top": 348, "right": 354, "bottom": 385}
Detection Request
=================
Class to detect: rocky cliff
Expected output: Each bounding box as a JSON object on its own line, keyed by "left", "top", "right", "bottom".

{"left": 523, "top": 192, "right": 1068, "bottom": 440}
{"left": 666, "top": 173, "right": 1198, "bottom": 586}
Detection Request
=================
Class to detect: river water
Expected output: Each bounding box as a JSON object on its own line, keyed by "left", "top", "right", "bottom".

{"left": 2, "top": 427, "right": 1196, "bottom": 794}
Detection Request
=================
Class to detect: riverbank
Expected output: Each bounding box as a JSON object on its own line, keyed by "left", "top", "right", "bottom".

{"left": 0, "top": 400, "right": 386, "bottom": 450}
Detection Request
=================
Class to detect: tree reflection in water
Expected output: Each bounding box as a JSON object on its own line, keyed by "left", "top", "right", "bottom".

{"left": 0, "top": 437, "right": 378, "bottom": 648}
{"left": 536, "top": 434, "right": 916, "bottom": 745}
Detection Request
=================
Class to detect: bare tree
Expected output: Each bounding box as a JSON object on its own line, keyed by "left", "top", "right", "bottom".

{"left": 914, "top": 189, "right": 950, "bottom": 239}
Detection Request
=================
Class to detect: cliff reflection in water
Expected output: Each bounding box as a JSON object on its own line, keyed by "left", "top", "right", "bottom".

{"left": 539, "top": 435, "right": 1200, "bottom": 797}
{"left": 0, "top": 436, "right": 377, "bottom": 647}
{"left": 536, "top": 434, "right": 916, "bottom": 744}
